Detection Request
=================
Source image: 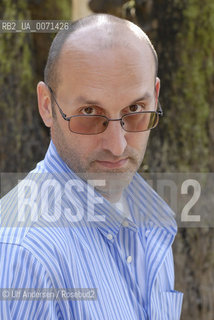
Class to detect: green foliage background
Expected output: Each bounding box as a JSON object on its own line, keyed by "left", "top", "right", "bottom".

{"left": 0, "top": 0, "right": 70, "bottom": 172}
{"left": 1, "top": 0, "right": 214, "bottom": 319}
{"left": 151, "top": 0, "right": 214, "bottom": 173}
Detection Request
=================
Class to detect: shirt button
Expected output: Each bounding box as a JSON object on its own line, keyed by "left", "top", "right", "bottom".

{"left": 107, "top": 233, "right": 113, "bottom": 240}
{"left": 145, "top": 230, "right": 150, "bottom": 238}
{"left": 122, "top": 220, "right": 129, "bottom": 227}
{"left": 126, "top": 256, "right": 132, "bottom": 263}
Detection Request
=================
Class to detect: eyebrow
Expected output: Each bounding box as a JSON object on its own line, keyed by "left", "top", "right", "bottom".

{"left": 73, "top": 92, "right": 153, "bottom": 107}
{"left": 130, "top": 92, "right": 153, "bottom": 104}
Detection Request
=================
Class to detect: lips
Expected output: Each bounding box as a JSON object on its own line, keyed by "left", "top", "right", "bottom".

{"left": 95, "top": 158, "right": 128, "bottom": 169}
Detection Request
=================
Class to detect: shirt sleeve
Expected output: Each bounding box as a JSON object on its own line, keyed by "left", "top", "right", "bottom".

{"left": 0, "top": 243, "right": 63, "bottom": 320}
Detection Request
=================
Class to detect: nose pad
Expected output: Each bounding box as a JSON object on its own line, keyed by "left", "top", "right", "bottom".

{"left": 102, "top": 120, "right": 108, "bottom": 128}
{"left": 120, "top": 119, "right": 125, "bottom": 127}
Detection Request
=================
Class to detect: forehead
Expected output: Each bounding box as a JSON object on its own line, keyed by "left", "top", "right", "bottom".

{"left": 56, "top": 28, "right": 156, "bottom": 107}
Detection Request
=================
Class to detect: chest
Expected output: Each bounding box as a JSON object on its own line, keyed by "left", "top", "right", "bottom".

{"left": 49, "top": 227, "right": 172, "bottom": 319}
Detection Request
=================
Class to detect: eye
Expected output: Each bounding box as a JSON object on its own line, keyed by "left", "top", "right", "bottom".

{"left": 81, "top": 106, "right": 96, "bottom": 115}
{"left": 128, "top": 104, "right": 144, "bottom": 113}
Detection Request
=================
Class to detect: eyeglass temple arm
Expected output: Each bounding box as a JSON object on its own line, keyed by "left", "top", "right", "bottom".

{"left": 46, "top": 84, "right": 70, "bottom": 121}
{"left": 157, "top": 101, "right": 163, "bottom": 116}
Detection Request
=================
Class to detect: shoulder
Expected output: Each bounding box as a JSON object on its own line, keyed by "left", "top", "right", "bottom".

{"left": 0, "top": 160, "right": 56, "bottom": 245}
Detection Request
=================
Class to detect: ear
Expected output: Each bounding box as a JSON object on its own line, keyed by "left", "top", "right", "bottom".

{"left": 37, "top": 81, "right": 53, "bottom": 128}
{"left": 155, "top": 77, "right": 160, "bottom": 108}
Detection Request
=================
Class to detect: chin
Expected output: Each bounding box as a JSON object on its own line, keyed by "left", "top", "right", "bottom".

{"left": 91, "top": 170, "right": 135, "bottom": 200}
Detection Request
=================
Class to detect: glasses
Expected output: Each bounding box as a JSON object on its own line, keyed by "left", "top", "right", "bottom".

{"left": 47, "top": 85, "right": 163, "bottom": 135}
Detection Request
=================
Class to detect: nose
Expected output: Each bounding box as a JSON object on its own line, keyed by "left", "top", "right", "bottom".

{"left": 100, "top": 120, "right": 127, "bottom": 157}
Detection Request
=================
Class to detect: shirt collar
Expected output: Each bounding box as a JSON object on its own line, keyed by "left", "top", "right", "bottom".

{"left": 43, "top": 141, "right": 177, "bottom": 240}
{"left": 43, "top": 141, "right": 137, "bottom": 241}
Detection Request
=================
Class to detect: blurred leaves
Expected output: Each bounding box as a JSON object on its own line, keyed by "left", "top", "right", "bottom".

{"left": 1, "top": 1, "right": 214, "bottom": 318}
{"left": 0, "top": 0, "right": 70, "bottom": 172}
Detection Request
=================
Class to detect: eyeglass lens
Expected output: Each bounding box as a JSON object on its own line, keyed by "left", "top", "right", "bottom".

{"left": 68, "top": 112, "right": 159, "bottom": 135}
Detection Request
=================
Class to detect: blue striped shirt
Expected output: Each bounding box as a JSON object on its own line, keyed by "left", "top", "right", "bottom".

{"left": 0, "top": 141, "right": 183, "bottom": 319}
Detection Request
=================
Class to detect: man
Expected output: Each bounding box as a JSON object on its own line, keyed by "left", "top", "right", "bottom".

{"left": 0, "top": 14, "right": 183, "bottom": 319}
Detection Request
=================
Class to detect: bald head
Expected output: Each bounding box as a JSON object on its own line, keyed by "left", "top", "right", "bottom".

{"left": 44, "top": 14, "right": 158, "bottom": 93}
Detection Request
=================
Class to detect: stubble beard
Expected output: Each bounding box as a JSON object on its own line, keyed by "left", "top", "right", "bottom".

{"left": 51, "top": 120, "right": 146, "bottom": 202}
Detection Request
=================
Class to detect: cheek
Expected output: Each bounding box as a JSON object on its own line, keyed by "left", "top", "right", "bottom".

{"left": 126, "top": 132, "right": 150, "bottom": 150}
{"left": 69, "top": 135, "right": 101, "bottom": 156}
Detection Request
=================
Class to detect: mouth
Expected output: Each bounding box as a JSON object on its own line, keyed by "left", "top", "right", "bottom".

{"left": 95, "top": 158, "right": 129, "bottom": 169}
